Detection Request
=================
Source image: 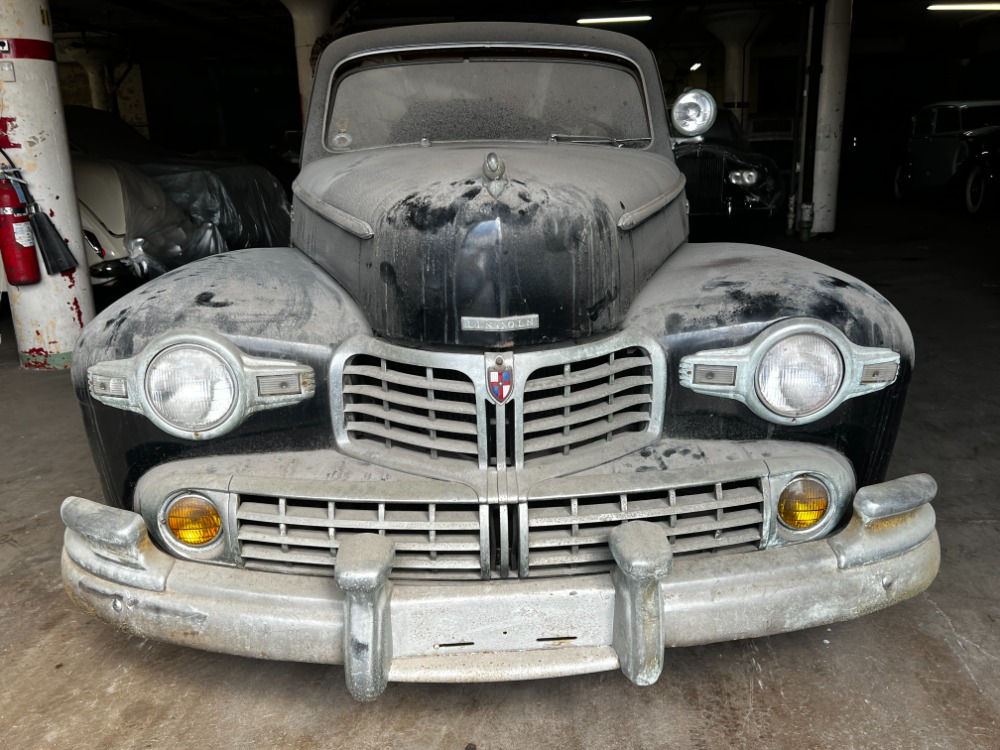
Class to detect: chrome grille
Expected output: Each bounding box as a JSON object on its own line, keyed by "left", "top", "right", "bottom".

{"left": 234, "top": 476, "right": 765, "bottom": 581}
{"left": 341, "top": 354, "right": 480, "bottom": 463}
{"left": 520, "top": 349, "right": 654, "bottom": 463}
{"left": 677, "top": 152, "right": 725, "bottom": 211}
{"left": 335, "top": 336, "right": 660, "bottom": 472}
{"left": 521, "top": 478, "right": 765, "bottom": 578}
{"left": 237, "top": 494, "right": 489, "bottom": 580}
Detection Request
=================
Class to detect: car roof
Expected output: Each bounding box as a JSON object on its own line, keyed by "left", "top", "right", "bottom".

{"left": 920, "top": 101, "right": 1000, "bottom": 109}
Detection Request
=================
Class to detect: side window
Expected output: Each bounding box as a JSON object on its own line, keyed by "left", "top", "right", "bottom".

{"left": 913, "top": 110, "right": 933, "bottom": 136}
{"left": 961, "top": 105, "right": 1000, "bottom": 131}
{"left": 934, "top": 107, "right": 960, "bottom": 135}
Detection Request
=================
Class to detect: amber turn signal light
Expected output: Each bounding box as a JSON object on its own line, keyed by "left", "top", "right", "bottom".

{"left": 778, "top": 476, "right": 829, "bottom": 529}
{"left": 166, "top": 495, "right": 222, "bottom": 546}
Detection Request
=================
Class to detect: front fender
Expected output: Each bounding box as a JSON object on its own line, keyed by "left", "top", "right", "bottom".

{"left": 628, "top": 242, "right": 914, "bottom": 486}
{"left": 72, "top": 247, "right": 372, "bottom": 508}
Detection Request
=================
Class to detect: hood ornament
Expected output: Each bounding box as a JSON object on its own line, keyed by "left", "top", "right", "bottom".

{"left": 482, "top": 152, "right": 509, "bottom": 199}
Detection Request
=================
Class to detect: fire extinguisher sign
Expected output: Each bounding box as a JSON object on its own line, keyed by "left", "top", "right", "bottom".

{"left": 13, "top": 220, "right": 33, "bottom": 247}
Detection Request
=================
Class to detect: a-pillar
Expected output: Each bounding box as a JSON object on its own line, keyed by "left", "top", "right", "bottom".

{"left": 0, "top": 0, "right": 94, "bottom": 369}
{"left": 811, "top": 0, "right": 852, "bottom": 234}
{"left": 279, "top": 0, "right": 338, "bottom": 121}
{"left": 704, "top": 10, "right": 769, "bottom": 128}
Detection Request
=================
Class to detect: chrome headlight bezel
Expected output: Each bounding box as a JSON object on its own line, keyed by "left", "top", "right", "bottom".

{"left": 679, "top": 318, "right": 901, "bottom": 426}
{"left": 87, "top": 329, "right": 316, "bottom": 440}
{"left": 145, "top": 343, "right": 240, "bottom": 435}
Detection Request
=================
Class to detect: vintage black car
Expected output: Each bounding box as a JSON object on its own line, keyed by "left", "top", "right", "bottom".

{"left": 671, "top": 105, "right": 784, "bottom": 222}
{"left": 894, "top": 99, "right": 1000, "bottom": 215}
{"left": 61, "top": 23, "right": 939, "bottom": 701}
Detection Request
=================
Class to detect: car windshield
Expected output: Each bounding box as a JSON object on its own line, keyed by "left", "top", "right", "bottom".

{"left": 326, "top": 52, "right": 650, "bottom": 150}
{"left": 962, "top": 104, "right": 1000, "bottom": 131}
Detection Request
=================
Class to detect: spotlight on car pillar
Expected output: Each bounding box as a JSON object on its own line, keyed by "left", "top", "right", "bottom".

{"left": 671, "top": 89, "right": 717, "bottom": 137}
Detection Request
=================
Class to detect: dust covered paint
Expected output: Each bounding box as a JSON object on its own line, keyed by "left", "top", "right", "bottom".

{"left": 60, "top": 22, "right": 938, "bottom": 701}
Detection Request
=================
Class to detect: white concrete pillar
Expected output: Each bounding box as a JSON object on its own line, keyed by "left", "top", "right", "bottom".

{"left": 811, "top": 0, "right": 853, "bottom": 234}
{"left": 704, "top": 10, "right": 768, "bottom": 127}
{"left": 0, "top": 0, "right": 94, "bottom": 370}
{"left": 279, "top": 0, "right": 337, "bottom": 120}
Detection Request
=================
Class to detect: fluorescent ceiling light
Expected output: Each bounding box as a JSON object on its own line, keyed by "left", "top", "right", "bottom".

{"left": 689, "top": 62, "right": 702, "bottom": 71}
{"left": 577, "top": 15, "right": 652, "bottom": 24}
{"left": 927, "top": 3, "right": 1000, "bottom": 9}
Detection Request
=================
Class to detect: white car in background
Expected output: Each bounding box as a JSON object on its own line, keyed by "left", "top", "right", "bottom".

{"left": 66, "top": 106, "right": 291, "bottom": 284}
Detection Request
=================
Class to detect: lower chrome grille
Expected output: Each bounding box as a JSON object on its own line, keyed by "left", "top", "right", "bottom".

{"left": 235, "top": 476, "right": 765, "bottom": 581}
{"left": 237, "top": 495, "right": 489, "bottom": 580}
{"left": 521, "top": 479, "right": 764, "bottom": 578}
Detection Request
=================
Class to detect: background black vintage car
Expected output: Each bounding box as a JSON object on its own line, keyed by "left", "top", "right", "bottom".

{"left": 894, "top": 99, "right": 1000, "bottom": 215}
{"left": 671, "top": 107, "right": 785, "bottom": 224}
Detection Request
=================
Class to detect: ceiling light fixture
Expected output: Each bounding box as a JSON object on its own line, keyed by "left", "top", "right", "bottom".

{"left": 690, "top": 62, "right": 702, "bottom": 71}
{"left": 927, "top": 3, "right": 1000, "bottom": 9}
{"left": 577, "top": 15, "right": 653, "bottom": 24}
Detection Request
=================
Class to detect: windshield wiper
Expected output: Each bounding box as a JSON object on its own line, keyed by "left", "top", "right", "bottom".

{"left": 548, "top": 134, "right": 652, "bottom": 148}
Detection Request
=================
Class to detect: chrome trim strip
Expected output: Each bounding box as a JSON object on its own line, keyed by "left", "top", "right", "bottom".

{"left": 291, "top": 180, "right": 374, "bottom": 239}
{"left": 678, "top": 318, "right": 902, "bottom": 426}
{"left": 616, "top": 174, "right": 686, "bottom": 231}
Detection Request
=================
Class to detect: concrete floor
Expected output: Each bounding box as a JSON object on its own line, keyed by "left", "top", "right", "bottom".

{"left": 1, "top": 196, "right": 998, "bottom": 749}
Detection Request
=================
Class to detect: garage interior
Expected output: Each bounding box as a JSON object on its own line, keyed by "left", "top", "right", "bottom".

{"left": 1, "top": 1, "right": 999, "bottom": 748}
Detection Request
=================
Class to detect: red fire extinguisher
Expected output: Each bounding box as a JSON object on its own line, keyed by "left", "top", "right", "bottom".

{"left": 0, "top": 172, "right": 42, "bottom": 286}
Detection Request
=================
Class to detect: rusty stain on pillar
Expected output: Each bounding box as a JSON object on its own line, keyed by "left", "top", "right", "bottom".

{"left": 704, "top": 10, "right": 770, "bottom": 129}
{"left": 0, "top": 0, "right": 94, "bottom": 370}
{"left": 811, "top": 0, "right": 853, "bottom": 234}
{"left": 279, "top": 0, "right": 338, "bottom": 122}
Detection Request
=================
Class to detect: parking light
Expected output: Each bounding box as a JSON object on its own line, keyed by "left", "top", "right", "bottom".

{"left": 165, "top": 495, "right": 222, "bottom": 546}
{"left": 778, "top": 476, "right": 829, "bottom": 529}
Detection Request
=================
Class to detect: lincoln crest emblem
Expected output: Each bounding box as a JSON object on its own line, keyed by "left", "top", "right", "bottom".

{"left": 487, "top": 357, "right": 513, "bottom": 404}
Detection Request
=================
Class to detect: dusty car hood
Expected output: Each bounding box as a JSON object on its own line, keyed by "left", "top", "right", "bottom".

{"left": 292, "top": 143, "right": 685, "bottom": 347}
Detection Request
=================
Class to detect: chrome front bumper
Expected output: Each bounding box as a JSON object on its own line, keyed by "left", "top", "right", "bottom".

{"left": 62, "top": 474, "right": 939, "bottom": 701}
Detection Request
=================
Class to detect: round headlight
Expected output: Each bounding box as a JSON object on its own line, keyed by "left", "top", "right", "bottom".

{"left": 165, "top": 494, "right": 222, "bottom": 546}
{"left": 728, "top": 169, "right": 761, "bottom": 186}
{"left": 756, "top": 334, "right": 844, "bottom": 418}
{"left": 778, "top": 475, "right": 829, "bottom": 530}
{"left": 146, "top": 345, "right": 237, "bottom": 432}
{"left": 672, "top": 89, "right": 717, "bottom": 136}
